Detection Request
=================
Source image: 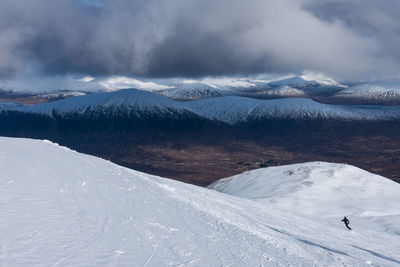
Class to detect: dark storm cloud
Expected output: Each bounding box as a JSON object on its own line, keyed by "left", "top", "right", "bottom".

{"left": 304, "top": 0, "right": 400, "bottom": 69}
{"left": 0, "top": 0, "right": 399, "bottom": 79}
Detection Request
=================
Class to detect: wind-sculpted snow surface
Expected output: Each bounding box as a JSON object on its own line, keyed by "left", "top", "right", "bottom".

{"left": 210, "top": 162, "right": 400, "bottom": 249}
{"left": 210, "top": 162, "right": 400, "bottom": 218}
{"left": 2, "top": 89, "right": 400, "bottom": 124}
{"left": 1, "top": 138, "right": 400, "bottom": 266}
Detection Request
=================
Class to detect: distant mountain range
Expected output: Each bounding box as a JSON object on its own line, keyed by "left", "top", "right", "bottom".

{"left": 2, "top": 74, "right": 400, "bottom": 105}
{"left": 147, "top": 75, "right": 400, "bottom": 105}
{"left": 153, "top": 75, "right": 400, "bottom": 106}
{"left": 156, "top": 74, "right": 348, "bottom": 100}
{"left": 2, "top": 88, "right": 400, "bottom": 124}
{"left": 332, "top": 80, "right": 400, "bottom": 105}
{"left": 2, "top": 82, "right": 400, "bottom": 185}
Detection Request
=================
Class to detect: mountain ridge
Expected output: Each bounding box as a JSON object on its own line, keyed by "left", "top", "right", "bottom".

{"left": 2, "top": 88, "right": 400, "bottom": 124}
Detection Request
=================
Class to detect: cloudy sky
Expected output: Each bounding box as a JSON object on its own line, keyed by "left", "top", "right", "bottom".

{"left": 0, "top": 0, "right": 400, "bottom": 89}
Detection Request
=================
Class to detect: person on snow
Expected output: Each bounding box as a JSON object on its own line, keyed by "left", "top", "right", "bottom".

{"left": 341, "top": 216, "right": 351, "bottom": 230}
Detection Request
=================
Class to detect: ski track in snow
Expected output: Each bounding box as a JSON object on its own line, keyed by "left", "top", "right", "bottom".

{"left": 0, "top": 137, "right": 399, "bottom": 266}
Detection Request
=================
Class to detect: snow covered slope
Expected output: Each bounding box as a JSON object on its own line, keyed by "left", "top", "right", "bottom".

{"left": 183, "top": 96, "right": 400, "bottom": 123}
{"left": 247, "top": 86, "right": 307, "bottom": 98}
{"left": 154, "top": 74, "right": 346, "bottom": 100}
{"left": 266, "top": 74, "right": 347, "bottom": 96}
{"left": 7, "top": 89, "right": 195, "bottom": 119}
{"left": 157, "top": 82, "right": 225, "bottom": 100}
{"left": 300, "top": 73, "right": 347, "bottom": 88}
{"left": 1, "top": 138, "right": 400, "bottom": 266}
{"left": 335, "top": 80, "right": 400, "bottom": 102}
{"left": 210, "top": 162, "right": 400, "bottom": 217}
{"left": 2, "top": 89, "right": 400, "bottom": 124}
{"left": 210, "top": 162, "right": 400, "bottom": 240}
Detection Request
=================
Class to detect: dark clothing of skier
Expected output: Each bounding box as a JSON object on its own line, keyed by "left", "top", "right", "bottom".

{"left": 341, "top": 217, "right": 351, "bottom": 230}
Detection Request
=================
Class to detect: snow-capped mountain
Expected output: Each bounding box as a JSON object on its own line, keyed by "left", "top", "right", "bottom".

{"left": 151, "top": 73, "right": 347, "bottom": 100}
{"left": 1, "top": 73, "right": 349, "bottom": 101}
{"left": 0, "top": 88, "right": 88, "bottom": 102}
{"left": 4, "top": 89, "right": 198, "bottom": 120}
{"left": 209, "top": 162, "right": 400, "bottom": 231}
{"left": 240, "top": 86, "right": 307, "bottom": 98}
{"left": 3, "top": 88, "right": 400, "bottom": 124}
{"left": 267, "top": 74, "right": 347, "bottom": 97}
{"left": 157, "top": 82, "right": 225, "bottom": 100}
{"left": 35, "top": 90, "right": 87, "bottom": 99}
{"left": 268, "top": 76, "right": 321, "bottom": 88}
{"left": 1, "top": 137, "right": 399, "bottom": 266}
{"left": 334, "top": 80, "right": 400, "bottom": 103}
{"left": 300, "top": 72, "right": 347, "bottom": 88}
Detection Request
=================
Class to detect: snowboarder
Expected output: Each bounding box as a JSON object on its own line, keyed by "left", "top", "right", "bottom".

{"left": 341, "top": 216, "right": 351, "bottom": 230}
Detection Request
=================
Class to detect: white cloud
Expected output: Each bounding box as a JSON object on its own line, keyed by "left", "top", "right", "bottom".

{"left": 181, "top": 79, "right": 199, "bottom": 84}
{"left": 300, "top": 72, "right": 347, "bottom": 87}
{"left": 201, "top": 78, "right": 256, "bottom": 88}
{"left": 78, "top": 76, "right": 96, "bottom": 82}
{"left": 98, "top": 76, "right": 171, "bottom": 91}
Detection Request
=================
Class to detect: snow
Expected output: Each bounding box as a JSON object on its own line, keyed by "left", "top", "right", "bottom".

{"left": 1, "top": 74, "right": 347, "bottom": 99}
{"left": 263, "top": 73, "right": 347, "bottom": 97}
{"left": 300, "top": 72, "right": 347, "bottom": 88}
{"left": 336, "top": 80, "right": 400, "bottom": 100}
{"left": 209, "top": 162, "right": 400, "bottom": 221}
{"left": 170, "top": 73, "right": 344, "bottom": 92}
{"left": 200, "top": 77, "right": 258, "bottom": 88}
{"left": 2, "top": 89, "right": 400, "bottom": 124}
{"left": 11, "top": 89, "right": 189, "bottom": 118}
{"left": 154, "top": 74, "right": 345, "bottom": 100}
{"left": 183, "top": 95, "right": 400, "bottom": 123}
{"left": 99, "top": 76, "right": 172, "bottom": 91}
{"left": 251, "top": 86, "right": 306, "bottom": 97}
{"left": 38, "top": 91, "right": 87, "bottom": 99}
{"left": 157, "top": 82, "right": 224, "bottom": 100}
{"left": 0, "top": 138, "right": 400, "bottom": 266}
